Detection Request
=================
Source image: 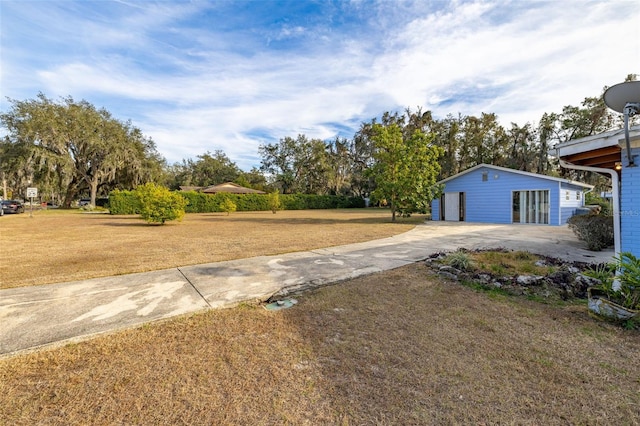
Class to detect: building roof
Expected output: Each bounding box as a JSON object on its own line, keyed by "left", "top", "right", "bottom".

{"left": 179, "top": 186, "right": 204, "bottom": 192}
{"left": 201, "top": 182, "right": 266, "bottom": 194}
{"left": 438, "top": 163, "right": 594, "bottom": 189}
{"left": 550, "top": 124, "right": 640, "bottom": 170}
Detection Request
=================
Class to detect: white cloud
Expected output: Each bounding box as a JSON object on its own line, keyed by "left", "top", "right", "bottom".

{"left": 365, "top": 0, "right": 639, "bottom": 126}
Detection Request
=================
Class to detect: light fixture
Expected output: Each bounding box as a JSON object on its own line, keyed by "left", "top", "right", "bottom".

{"left": 603, "top": 81, "right": 640, "bottom": 167}
{"left": 615, "top": 162, "right": 622, "bottom": 171}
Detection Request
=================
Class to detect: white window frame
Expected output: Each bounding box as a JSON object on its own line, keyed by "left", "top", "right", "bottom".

{"left": 512, "top": 190, "right": 550, "bottom": 225}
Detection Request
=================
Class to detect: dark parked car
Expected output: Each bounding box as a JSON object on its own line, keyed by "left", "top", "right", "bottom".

{"left": 2, "top": 200, "right": 25, "bottom": 214}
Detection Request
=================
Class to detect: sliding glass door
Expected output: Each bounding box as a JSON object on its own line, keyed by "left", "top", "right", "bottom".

{"left": 512, "top": 190, "right": 549, "bottom": 224}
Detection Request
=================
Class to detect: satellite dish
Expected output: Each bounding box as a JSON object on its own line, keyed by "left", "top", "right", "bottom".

{"left": 604, "top": 81, "right": 640, "bottom": 113}
{"left": 603, "top": 81, "right": 640, "bottom": 167}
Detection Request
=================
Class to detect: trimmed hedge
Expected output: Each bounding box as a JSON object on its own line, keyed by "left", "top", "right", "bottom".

{"left": 109, "top": 189, "right": 365, "bottom": 215}
{"left": 567, "top": 214, "right": 614, "bottom": 251}
{"left": 181, "top": 192, "right": 364, "bottom": 212}
{"left": 107, "top": 189, "right": 141, "bottom": 215}
{"left": 280, "top": 194, "right": 364, "bottom": 210}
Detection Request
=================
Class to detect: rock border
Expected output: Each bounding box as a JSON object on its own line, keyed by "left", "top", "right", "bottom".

{"left": 424, "top": 248, "right": 603, "bottom": 302}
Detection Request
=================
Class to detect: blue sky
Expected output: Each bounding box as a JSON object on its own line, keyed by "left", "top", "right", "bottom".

{"left": 1, "top": 0, "right": 638, "bottom": 170}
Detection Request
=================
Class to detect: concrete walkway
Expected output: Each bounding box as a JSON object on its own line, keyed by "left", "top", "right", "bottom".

{"left": 0, "top": 222, "right": 614, "bottom": 358}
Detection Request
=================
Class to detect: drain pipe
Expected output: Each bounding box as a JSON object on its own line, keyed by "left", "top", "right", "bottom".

{"left": 557, "top": 156, "right": 621, "bottom": 258}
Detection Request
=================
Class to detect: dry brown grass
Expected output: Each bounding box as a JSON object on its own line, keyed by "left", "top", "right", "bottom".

{"left": 2, "top": 209, "right": 639, "bottom": 424}
{"left": 0, "top": 208, "right": 419, "bottom": 289}
{"left": 1, "top": 263, "right": 638, "bottom": 424}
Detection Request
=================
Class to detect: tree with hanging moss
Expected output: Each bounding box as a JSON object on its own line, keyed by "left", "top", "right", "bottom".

{"left": 0, "top": 93, "right": 165, "bottom": 208}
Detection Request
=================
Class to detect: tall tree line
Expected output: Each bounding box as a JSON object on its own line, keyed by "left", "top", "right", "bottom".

{"left": 165, "top": 150, "right": 267, "bottom": 191}
{"left": 256, "top": 98, "right": 615, "bottom": 197}
{"left": 2, "top": 76, "right": 635, "bottom": 204}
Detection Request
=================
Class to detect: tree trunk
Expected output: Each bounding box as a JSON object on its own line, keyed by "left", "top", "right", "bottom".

{"left": 61, "top": 175, "right": 79, "bottom": 208}
{"left": 90, "top": 177, "right": 99, "bottom": 208}
{"left": 1, "top": 174, "right": 7, "bottom": 200}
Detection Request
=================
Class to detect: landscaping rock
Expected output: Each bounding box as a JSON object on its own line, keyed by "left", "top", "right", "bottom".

{"left": 548, "top": 270, "right": 572, "bottom": 285}
{"left": 439, "top": 265, "right": 461, "bottom": 275}
{"left": 575, "top": 273, "right": 601, "bottom": 287}
{"left": 571, "top": 274, "right": 601, "bottom": 298}
{"left": 516, "top": 275, "right": 545, "bottom": 286}
{"left": 438, "top": 271, "right": 459, "bottom": 281}
{"left": 424, "top": 249, "right": 603, "bottom": 303}
{"left": 476, "top": 274, "right": 492, "bottom": 284}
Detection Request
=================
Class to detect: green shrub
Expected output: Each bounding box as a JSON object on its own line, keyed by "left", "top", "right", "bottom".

{"left": 281, "top": 194, "right": 305, "bottom": 210}
{"left": 588, "top": 253, "right": 640, "bottom": 310}
{"left": 268, "top": 191, "right": 283, "bottom": 214}
{"left": 136, "top": 183, "right": 187, "bottom": 224}
{"left": 567, "top": 214, "right": 614, "bottom": 251}
{"left": 615, "top": 252, "right": 640, "bottom": 310}
{"left": 445, "top": 251, "right": 474, "bottom": 271}
{"left": 180, "top": 191, "right": 221, "bottom": 213}
{"left": 108, "top": 189, "right": 141, "bottom": 215}
{"left": 179, "top": 192, "right": 364, "bottom": 213}
{"left": 180, "top": 192, "right": 270, "bottom": 213}
{"left": 585, "top": 193, "right": 612, "bottom": 216}
{"left": 583, "top": 262, "right": 616, "bottom": 283}
{"left": 220, "top": 197, "right": 237, "bottom": 215}
{"left": 280, "top": 194, "right": 365, "bottom": 210}
{"left": 112, "top": 191, "right": 365, "bottom": 215}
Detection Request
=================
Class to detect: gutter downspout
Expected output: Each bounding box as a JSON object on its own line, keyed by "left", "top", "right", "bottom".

{"left": 557, "top": 156, "right": 621, "bottom": 259}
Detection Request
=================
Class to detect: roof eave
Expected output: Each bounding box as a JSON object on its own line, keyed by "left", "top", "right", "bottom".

{"left": 437, "top": 163, "right": 592, "bottom": 188}
{"left": 550, "top": 125, "right": 640, "bottom": 158}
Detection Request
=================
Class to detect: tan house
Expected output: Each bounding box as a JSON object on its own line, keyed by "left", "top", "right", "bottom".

{"left": 180, "top": 182, "right": 265, "bottom": 194}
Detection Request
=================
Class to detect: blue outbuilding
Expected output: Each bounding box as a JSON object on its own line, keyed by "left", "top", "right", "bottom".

{"left": 431, "top": 164, "right": 593, "bottom": 226}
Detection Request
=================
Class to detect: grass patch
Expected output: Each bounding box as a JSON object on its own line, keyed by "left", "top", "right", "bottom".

{"left": 444, "top": 249, "right": 556, "bottom": 277}
{"left": 469, "top": 250, "right": 554, "bottom": 276}
{"left": 1, "top": 209, "right": 420, "bottom": 289}
{"left": 3, "top": 213, "right": 637, "bottom": 423}
{"left": 1, "top": 263, "right": 638, "bottom": 424}
{"left": 459, "top": 278, "right": 511, "bottom": 299}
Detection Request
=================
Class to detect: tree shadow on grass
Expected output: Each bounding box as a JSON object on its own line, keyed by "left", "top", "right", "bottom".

{"left": 199, "top": 214, "right": 424, "bottom": 226}
{"left": 100, "top": 220, "right": 161, "bottom": 227}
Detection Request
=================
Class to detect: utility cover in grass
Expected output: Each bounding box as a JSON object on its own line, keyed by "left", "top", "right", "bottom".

{"left": 264, "top": 299, "right": 298, "bottom": 311}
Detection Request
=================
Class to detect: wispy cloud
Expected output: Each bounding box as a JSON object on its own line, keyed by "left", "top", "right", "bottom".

{"left": 1, "top": 0, "right": 638, "bottom": 170}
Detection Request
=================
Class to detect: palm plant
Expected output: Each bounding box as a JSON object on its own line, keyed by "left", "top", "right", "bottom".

{"left": 614, "top": 252, "right": 640, "bottom": 310}
{"left": 587, "top": 252, "right": 640, "bottom": 311}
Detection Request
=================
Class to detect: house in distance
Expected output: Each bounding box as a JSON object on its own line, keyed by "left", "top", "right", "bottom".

{"left": 179, "top": 182, "right": 265, "bottom": 194}
{"left": 430, "top": 164, "right": 592, "bottom": 226}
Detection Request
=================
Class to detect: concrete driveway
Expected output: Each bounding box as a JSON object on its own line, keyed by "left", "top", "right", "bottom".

{"left": 0, "top": 222, "right": 614, "bottom": 357}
